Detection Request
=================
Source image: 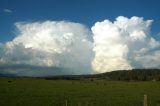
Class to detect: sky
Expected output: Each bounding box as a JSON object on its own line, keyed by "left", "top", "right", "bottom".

{"left": 0, "top": 0, "right": 160, "bottom": 76}
{"left": 0, "top": 0, "right": 160, "bottom": 42}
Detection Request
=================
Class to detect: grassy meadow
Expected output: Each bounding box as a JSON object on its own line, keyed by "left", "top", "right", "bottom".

{"left": 0, "top": 78, "right": 160, "bottom": 106}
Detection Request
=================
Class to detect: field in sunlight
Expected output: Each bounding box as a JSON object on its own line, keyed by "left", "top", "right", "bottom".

{"left": 0, "top": 78, "right": 160, "bottom": 106}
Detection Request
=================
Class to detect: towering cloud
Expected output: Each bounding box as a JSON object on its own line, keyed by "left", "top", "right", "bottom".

{"left": 92, "top": 16, "right": 160, "bottom": 73}
{"left": 0, "top": 16, "right": 160, "bottom": 76}
{"left": 0, "top": 21, "right": 93, "bottom": 76}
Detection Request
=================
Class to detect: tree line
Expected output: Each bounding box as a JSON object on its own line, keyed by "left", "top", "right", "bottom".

{"left": 45, "top": 69, "right": 160, "bottom": 81}
{"left": 100, "top": 69, "right": 160, "bottom": 81}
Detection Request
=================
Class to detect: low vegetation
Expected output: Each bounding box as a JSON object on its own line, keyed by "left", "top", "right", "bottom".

{"left": 0, "top": 77, "right": 160, "bottom": 106}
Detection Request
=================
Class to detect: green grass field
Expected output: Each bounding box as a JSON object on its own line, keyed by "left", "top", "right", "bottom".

{"left": 0, "top": 78, "right": 160, "bottom": 106}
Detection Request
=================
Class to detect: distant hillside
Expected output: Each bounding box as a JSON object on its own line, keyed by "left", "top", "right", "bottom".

{"left": 1, "top": 68, "right": 160, "bottom": 81}
{"left": 98, "top": 69, "right": 160, "bottom": 81}
{"left": 45, "top": 69, "right": 160, "bottom": 81}
{"left": 0, "top": 73, "right": 17, "bottom": 77}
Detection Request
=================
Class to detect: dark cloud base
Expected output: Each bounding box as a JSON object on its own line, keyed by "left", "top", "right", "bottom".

{"left": 0, "top": 64, "right": 76, "bottom": 77}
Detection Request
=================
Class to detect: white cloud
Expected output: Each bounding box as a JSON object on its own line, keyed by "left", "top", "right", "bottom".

{"left": 92, "top": 16, "right": 160, "bottom": 73}
{"left": 0, "top": 16, "right": 160, "bottom": 76}
{"left": 3, "top": 9, "right": 12, "bottom": 13}
{"left": 91, "top": 19, "right": 132, "bottom": 73}
{"left": 135, "top": 51, "right": 160, "bottom": 68}
{"left": 0, "top": 21, "right": 93, "bottom": 75}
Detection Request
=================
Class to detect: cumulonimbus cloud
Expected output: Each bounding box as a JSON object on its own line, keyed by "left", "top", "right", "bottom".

{"left": 92, "top": 16, "right": 160, "bottom": 73}
{"left": 0, "top": 21, "right": 93, "bottom": 76}
{"left": 0, "top": 16, "right": 160, "bottom": 76}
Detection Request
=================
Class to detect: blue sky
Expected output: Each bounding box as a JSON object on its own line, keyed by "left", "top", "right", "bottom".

{"left": 0, "top": 0, "right": 160, "bottom": 76}
{"left": 0, "top": 0, "right": 160, "bottom": 42}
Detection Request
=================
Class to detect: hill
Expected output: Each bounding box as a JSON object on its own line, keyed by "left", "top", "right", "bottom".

{"left": 98, "top": 69, "right": 160, "bottom": 81}
{"left": 45, "top": 69, "right": 160, "bottom": 81}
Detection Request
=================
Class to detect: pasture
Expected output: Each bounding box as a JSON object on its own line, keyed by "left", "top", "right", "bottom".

{"left": 0, "top": 78, "right": 160, "bottom": 106}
